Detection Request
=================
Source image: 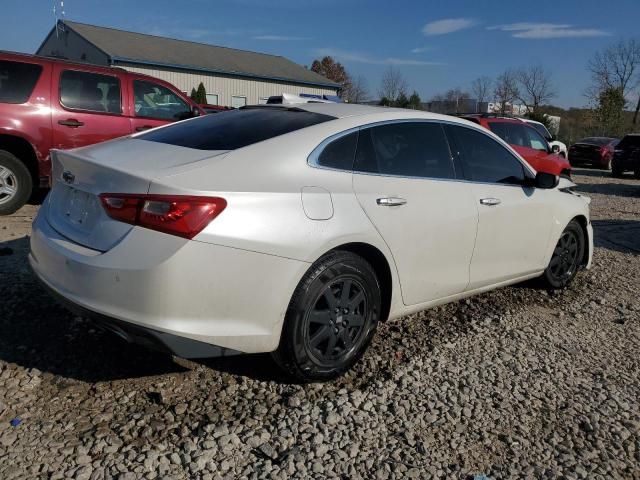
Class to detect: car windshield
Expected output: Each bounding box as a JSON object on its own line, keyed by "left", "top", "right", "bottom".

{"left": 530, "top": 122, "right": 552, "bottom": 140}
{"left": 616, "top": 135, "right": 640, "bottom": 149}
{"left": 140, "top": 107, "right": 335, "bottom": 150}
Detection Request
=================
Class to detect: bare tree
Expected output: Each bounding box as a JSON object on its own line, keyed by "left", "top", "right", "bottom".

{"left": 587, "top": 38, "right": 640, "bottom": 123}
{"left": 517, "top": 65, "right": 555, "bottom": 111}
{"left": 471, "top": 76, "right": 492, "bottom": 108}
{"left": 344, "top": 75, "right": 370, "bottom": 103}
{"left": 493, "top": 69, "right": 520, "bottom": 114}
{"left": 444, "top": 88, "right": 471, "bottom": 114}
{"left": 378, "top": 66, "right": 408, "bottom": 104}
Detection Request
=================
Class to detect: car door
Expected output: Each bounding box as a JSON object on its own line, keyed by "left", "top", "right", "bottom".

{"left": 445, "top": 124, "right": 554, "bottom": 290}
{"left": 129, "top": 78, "right": 193, "bottom": 133}
{"left": 51, "top": 65, "right": 132, "bottom": 150}
{"left": 352, "top": 121, "right": 478, "bottom": 306}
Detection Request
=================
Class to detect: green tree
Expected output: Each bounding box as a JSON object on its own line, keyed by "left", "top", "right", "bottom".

{"left": 526, "top": 110, "right": 555, "bottom": 132}
{"left": 195, "top": 82, "right": 207, "bottom": 104}
{"left": 596, "top": 87, "right": 626, "bottom": 136}
{"left": 408, "top": 91, "right": 422, "bottom": 110}
{"left": 190, "top": 88, "right": 197, "bottom": 101}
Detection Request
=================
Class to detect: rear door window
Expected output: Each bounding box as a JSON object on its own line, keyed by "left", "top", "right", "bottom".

{"left": 354, "top": 122, "right": 455, "bottom": 179}
{"left": 0, "top": 60, "right": 43, "bottom": 104}
{"left": 447, "top": 125, "right": 526, "bottom": 185}
{"left": 525, "top": 126, "right": 549, "bottom": 152}
{"left": 60, "top": 70, "right": 122, "bottom": 114}
{"left": 140, "top": 107, "right": 335, "bottom": 150}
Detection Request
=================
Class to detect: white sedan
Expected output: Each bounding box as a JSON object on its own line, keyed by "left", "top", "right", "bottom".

{"left": 30, "top": 103, "right": 593, "bottom": 381}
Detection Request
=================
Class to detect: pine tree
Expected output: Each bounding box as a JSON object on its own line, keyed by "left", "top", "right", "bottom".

{"left": 190, "top": 88, "right": 197, "bottom": 101}
{"left": 196, "top": 83, "right": 207, "bottom": 104}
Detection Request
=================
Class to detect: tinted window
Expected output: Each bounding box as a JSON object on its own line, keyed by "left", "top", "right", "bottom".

{"left": 60, "top": 70, "right": 121, "bottom": 114}
{"left": 617, "top": 135, "right": 640, "bottom": 150}
{"left": 134, "top": 80, "right": 190, "bottom": 120}
{"left": 0, "top": 60, "right": 42, "bottom": 104}
{"left": 525, "top": 126, "right": 549, "bottom": 151}
{"left": 530, "top": 122, "right": 552, "bottom": 140}
{"left": 354, "top": 122, "right": 455, "bottom": 179}
{"left": 448, "top": 125, "right": 525, "bottom": 184}
{"left": 141, "top": 107, "right": 334, "bottom": 150}
{"left": 316, "top": 132, "right": 358, "bottom": 170}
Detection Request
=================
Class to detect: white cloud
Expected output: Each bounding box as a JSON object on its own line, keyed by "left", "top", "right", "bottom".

{"left": 253, "top": 35, "right": 311, "bottom": 41}
{"left": 315, "top": 48, "right": 443, "bottom": 66}
{"left": 411, "top": 46, "right": 434, "bottom": 54}
{"left": 488, "top": 23, "right": 610, "bottom": 39}
{"left": 422, "top": 18, "right": 476, "bottom": 36}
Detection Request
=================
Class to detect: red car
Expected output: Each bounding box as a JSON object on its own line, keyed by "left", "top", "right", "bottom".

{"left": 568, "top": 137, "right": 619, "bottom": 170}
{"left": 461, "top": 114, "right": 572, "bottom": 178}
{"left": 0, "top": 51, "right": 203, "bottom": 214}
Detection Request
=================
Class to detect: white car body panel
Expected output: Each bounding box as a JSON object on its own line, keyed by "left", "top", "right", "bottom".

{"left": 30, "top": 104, "right": 593, "bottom": 355}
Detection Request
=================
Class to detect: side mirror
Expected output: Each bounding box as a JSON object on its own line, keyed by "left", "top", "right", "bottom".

{"left": 551, "top": 145, "right": 560, "bottom": 154}
{"left": 535, "top": 171, "right": 559, "bottom": 189}
{"left": 191, "top": 106, "right": 201, "bottom": 117}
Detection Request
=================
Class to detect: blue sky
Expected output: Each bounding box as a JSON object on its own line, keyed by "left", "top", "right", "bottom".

{"left": 2, "top": 0, "right": 639, "bottom": 108}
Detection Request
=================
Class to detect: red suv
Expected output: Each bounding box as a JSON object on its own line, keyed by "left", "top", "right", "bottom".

{"left": 461, "top": 114, "right": 572, "bottom": 179}
{"left": 0, "top": 51, "right": 203, "bottom": 214}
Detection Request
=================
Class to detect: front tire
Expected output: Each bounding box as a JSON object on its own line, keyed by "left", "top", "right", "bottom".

{"left": 273, "top": 251, "right": 381, "bottom": 382}
{"left": 0, "top": 150, "right": 32, "bottom": 216}
{"left": 541, "top": 220, "right": 585, "bottom": 289}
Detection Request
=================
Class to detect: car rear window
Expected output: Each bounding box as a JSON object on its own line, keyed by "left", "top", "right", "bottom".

{"left": 0, "top": 60, "right": 43, "bottom": 104}
{"left": 140, "top": 107, "right": 335, "bottom": 150}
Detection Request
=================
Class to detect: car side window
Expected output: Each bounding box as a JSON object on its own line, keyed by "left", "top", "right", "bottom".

{"left": 133, "top": 80, "right": 190, "bottom": 121}
{"left": 526, "top": 126, "right": 549, "bottom": 152}
{"left": 0, "top": 60, "right": 43, "bottom": 104}
{"left": 316, "top": 132, "right": 358, "bottom": 170}
{"left": 60, "top": 70, "right": 122, "bottom": 114}
{"left": 448, "top": 125, "right": 526, "bottom": 185}
{"left": 354, "top": 122, "right": 455, "bottom": 179}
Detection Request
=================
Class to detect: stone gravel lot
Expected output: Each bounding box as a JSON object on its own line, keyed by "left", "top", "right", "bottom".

{"left": 0, "top": 169, "right": 639, "bottom": 479}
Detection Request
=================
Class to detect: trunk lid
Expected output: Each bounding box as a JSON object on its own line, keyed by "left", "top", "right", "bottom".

{"left": 46, "top": 137, "right": 227, "bottom": 251}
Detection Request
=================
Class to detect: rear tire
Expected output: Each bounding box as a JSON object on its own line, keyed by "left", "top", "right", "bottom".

{"left": 541, "top": 220, "right": 585, "bottom": 290}
{"left": 273, "top": 251, "right": 381, "bottom": 382}
{"left": 0, "top": 150, "right": 32, "bottom": 216}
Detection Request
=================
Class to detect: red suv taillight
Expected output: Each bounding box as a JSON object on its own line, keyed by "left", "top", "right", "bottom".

{"left": 99, "top": 194, "right": 227, "bottom": 239}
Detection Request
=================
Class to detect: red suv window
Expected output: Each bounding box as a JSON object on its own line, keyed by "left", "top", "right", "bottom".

{"left": 60, "top": 70, "right": 122, "bottom": 114}
{"left": 0, "top": 60, "right": 43, "bottom": 104}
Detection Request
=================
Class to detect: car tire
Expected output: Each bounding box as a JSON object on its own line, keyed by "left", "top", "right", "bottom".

{"left": 0, "top": 150, "right": 32, "bottom": 216}
{"left": 273, "top": 251, "right": 381, "bottom": 382}
{"left": 541, "top": 220, "right": 585, "bottom": 290}
{"left": 634, "top": 168, "right": 640, "bottom": 179}
{"left": 611, "top": 162, "right": 624, "bottom": 178}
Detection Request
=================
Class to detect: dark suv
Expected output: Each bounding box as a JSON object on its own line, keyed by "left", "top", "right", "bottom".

{"left": 0, "top": 51, "right": 202, "bottom": 215}
{"left": 611, "top": 134, "right": 640, "bottom": 178}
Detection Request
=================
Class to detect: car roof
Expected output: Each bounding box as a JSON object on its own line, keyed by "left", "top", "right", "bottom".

{"left": 252, "top": 102, "right": 469, "bottom": 123}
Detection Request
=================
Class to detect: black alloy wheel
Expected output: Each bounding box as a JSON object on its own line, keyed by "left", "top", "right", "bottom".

{"left": 274, "top": 251, "right": 381, "bottom": 382}
{"left": 542, "top": 220, "right": 585, "bottom": 289}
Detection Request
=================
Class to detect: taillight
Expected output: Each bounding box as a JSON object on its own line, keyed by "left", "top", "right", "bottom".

{"left": 99, "top": 194, "right": 226, "bottom": 239}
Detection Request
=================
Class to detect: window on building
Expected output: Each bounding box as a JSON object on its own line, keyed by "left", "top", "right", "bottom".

{"left": 59, "top": 70, "right": 122, "bottom": 114}
{"left": 206, "top": 93, "right": 219, "bottom": 105}
{"left": 354, "top": 122, "right": 455, "bottom": 179}
{"left": 231, "top": 96, "right": 247, "bottom": 108}
{"left": 0, "top": 60, "right": 42, "bottom": 104}
{"left": 133, "top": 80, "right": 191, "bottom": 120}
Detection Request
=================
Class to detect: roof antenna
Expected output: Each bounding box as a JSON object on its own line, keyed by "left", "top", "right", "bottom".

{"left": 54, "top": 1, "right": 66, "bottom": 38}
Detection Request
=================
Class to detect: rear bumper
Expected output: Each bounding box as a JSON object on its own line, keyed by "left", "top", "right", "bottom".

{"left": 29, "top": 209, "right": 309, "bottom": 355}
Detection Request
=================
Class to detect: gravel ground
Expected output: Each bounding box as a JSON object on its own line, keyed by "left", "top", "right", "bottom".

{"left": 0, "top": 169, "right": 639, "bottom": 479}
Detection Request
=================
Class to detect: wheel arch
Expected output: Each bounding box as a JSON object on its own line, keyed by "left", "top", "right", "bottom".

{"left": 0, "top": 134, "right": 39, "bottom": 188}
{"left": 572, "top": 214, "right": 591, "bottom": 267}
{"left": 325, "top": 242, "right": 393, "bottom": 323}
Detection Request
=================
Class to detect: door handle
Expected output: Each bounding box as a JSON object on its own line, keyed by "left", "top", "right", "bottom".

{"left": 479, "top": 197, "right": 501, "bottom": 206}
{"left": 135, "top": 125, "right": 153, "bottom": 132}
{"left": 58, "top": 119, "right": 84, "bottom": 128}
{"left": 376, "top": 197, "right": 407, "bottom": 206}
